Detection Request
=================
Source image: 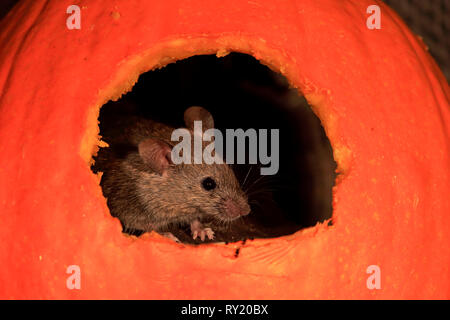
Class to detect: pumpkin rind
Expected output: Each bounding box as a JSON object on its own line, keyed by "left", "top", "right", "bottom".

{"left": 0, "top": 0, "right": 448, "bottom": 299}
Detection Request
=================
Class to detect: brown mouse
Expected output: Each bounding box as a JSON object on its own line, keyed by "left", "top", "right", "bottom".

{"left": 95, "top": 105, "right": 251, "bottom": 242}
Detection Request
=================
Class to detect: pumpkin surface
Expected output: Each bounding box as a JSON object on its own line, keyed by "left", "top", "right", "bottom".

{"left": 0, "top": 0, "right": 449, "bottom": 299}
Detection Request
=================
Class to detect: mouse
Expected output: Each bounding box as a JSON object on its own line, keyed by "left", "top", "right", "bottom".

{"left": 94, "top": 105, "right": 251, "bottom": 242}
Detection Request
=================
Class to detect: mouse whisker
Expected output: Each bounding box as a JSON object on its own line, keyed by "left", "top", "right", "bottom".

{"left": 249, "top": 199, "right": 264, "bottom": 210}
{"left": 244, "top": 175, "right": 267, "bottom": 193}
{"left": 245, "top": 177, "right": 276, "bottom": 193}
{"left": 241, "top": 165, "right": 253, "bottom": 189}
{"left": 245, "top": 176, "right": 290, "bottom": 195}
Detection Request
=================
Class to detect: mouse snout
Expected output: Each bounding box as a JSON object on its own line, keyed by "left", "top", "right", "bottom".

{"left": 223, "top": 197, "right": 251, "bottom": 219}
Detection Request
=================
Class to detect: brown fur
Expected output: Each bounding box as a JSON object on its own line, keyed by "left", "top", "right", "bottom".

{"left": 95, "top": 107, "right": 250, "bottom": 234}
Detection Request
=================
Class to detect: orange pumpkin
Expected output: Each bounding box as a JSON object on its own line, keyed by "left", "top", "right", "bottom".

{"left": 0, "top": 0, "right": 448, "bottom": 299}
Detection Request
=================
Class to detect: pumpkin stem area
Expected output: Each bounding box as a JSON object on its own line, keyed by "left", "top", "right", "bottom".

{"left": 91, "top": 53, "right": 336, "bottom": 244}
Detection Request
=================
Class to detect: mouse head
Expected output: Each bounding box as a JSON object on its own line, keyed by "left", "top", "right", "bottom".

{"left": 137, "top": 106, "right": 251, "bottom": 221}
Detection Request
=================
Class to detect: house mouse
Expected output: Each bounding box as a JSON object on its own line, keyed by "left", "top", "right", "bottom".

{"left": 95, "top": 105, "right": 251, "bottom": 242}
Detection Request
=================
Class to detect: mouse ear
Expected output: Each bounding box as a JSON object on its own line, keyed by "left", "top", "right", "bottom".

{"left": 184, "top": 106, "right": 214, "bottom": 132}
{"left": 138, "top": 138, "right": 173, "bottom": 175}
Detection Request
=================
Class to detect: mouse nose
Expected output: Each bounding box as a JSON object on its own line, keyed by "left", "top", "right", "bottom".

{"left": 224, "top": 198, "right": 251, "bottom": 218}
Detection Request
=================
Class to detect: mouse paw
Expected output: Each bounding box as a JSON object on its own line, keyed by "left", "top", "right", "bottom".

{"left": 193, "top": 227, "right": 215, "bottom": 241}
{"left": 191, "top": 220, "right": 215, "bottom": 241}
{"left": 160, "top": 232, "right": 181, "bottom": 243}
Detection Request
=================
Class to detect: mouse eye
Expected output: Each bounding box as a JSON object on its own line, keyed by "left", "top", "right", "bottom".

{"left": 201, "top": 177, "right": 217, "bottom": 191}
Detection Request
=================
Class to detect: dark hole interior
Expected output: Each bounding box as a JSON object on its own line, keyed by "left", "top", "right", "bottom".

{"left": 91, "top": 52, "right": 336, "bottom": 244}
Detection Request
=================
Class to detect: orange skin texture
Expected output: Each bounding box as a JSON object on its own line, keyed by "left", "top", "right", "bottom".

{"left": 0, "top": 0, "right": 449, "bottom": 299}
